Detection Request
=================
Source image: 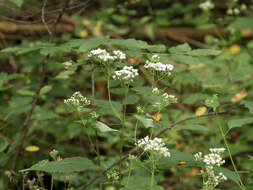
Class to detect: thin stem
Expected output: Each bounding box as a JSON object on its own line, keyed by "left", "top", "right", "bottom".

{"left": 107, "top": 75, "right": 122, "bottom": 121}
{"left": 216, "top": 113, "right": 245, "bottom": 190}
{"left": 150, "top": 156, "right": 156, "bottom": 188}
{"left": 50, "top": 176, "right": 54, "bottom": 190}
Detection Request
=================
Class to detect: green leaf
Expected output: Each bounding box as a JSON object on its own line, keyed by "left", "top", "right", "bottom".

{"left": 123, "top": 95, "right": 140, "bottom": 105}
{"left": 227, "top": 117, "right": 253, "bottom": 131}
{"left": 242, "top": 100, "right": 253, "bottom": 114}
{"left": 134, "top": 114, "right": 154, "bottom": 128}
{"left": 169, "top": 43, "right": 191, "bottom": 53}
{"left": 54, "top": 65, "right": 78, "bottom": 79}
{"left": 188, "top": 49, "right": 221, "bottom": 56}
{"left": 21, "top": 157, "right": 98, "bottom": 173}
{"left": 171, "top": 54, "right": 199, "bottom": 64}
{"left": 0, "top": 138, "right": 9, "bottom": 152}
{"left": 40, "top": 85, "right": 53, "bottom": 95}
{"left": 78, "top": 38, "right": 106, "bottom": 52}
{"left": 158, "top": 149, "right": 196, "bottom": 167}
{"left": 173, "top": 124, "right": 209, "bottom": 132}
{"left": 216, "top": 167, "right": 240, "bottom": 185}
{"left": 229, "top": 17, "right": 253, "bottom": 30}
{"left": 122, "top": 176, "right": 160, "bottom": 190}
{"left": 7, "top": 0, "right": 23, "bottom": 7}
{"left": 95, "top": 121, "right": 118, "bottom": 132}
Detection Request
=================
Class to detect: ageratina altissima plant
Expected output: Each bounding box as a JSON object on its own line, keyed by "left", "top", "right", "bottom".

{"left": 144, "top": 54, "right": 174, "bottom": 76}
{"left": 88, "top": 48, "right": 126, "bottom": 62}
{"left": 64, "top": 91, "right": 90, "bottom": 111}
{"left": 112, "top": 66, "right": 139, "bottom": 83}
{"left": 194, "top": 148, "right": 227, "bottom": 190}
{"left": 136, "top": 136, "right": 171, "bottom": 158}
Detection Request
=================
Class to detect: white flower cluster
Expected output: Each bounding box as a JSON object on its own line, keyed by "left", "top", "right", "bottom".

{"left": 152, "top": 87, "right": 159, "bottom": 94}
{"left": 144, "top": 54, "right": 174, "bottom": 76}
{"left": 112, "top": 66, "right": 139, "bottom": 82}
{"left": 88, "top": 48, "right": 126, "bottom": 62}
{"left": 194, "top": 148, "right": 227, "bottom": 188}
{"left": 162, "top": 92, "right": 177, "bottom": 104}
{"left": 64, "top": 91, "right": 90, "bottom": 110}
{"left": 112, "top": 50, "right": 126, "bottom": 60}
{"left": 136, "top": 136, "right": 171, "bottom": 158}
{"left": 199, "top": 0, "right": 214, "bottom": 11}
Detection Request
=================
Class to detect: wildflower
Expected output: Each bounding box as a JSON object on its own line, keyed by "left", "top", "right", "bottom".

{"left": 233, "top": 8, "right": 240, "bottom": 15}
{"left": 113, "top": 50, "right": 126, "bottom": 60}
{"left": 112, "top": 66, "right": 139, "bottom": 82}
{"left": 162, "top": 93, "right": 177, "bottom": 103}
{"left": 152, "top": 87, "right": 159, "bottom": 94}
{"left": 64, "top": 91, "right": 90, "bottom": 110}
{"left": 136, "top": 136, "right": 170, "bottom": 158}
{"left": 199, "top": 0, "right": 214, "bottom": 11}
{"left": 194, "top": 148, "right": 227, "bottom": 189}
{"left": 144, "top": 61, "right": 174, "bottom": 73}
{"left": 88, "top": 48, "right": 126, "bottom": 62}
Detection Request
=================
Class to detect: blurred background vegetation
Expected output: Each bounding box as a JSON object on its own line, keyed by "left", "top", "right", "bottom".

{"left": 1, "top": 0, "right": 253, "bottom": 189}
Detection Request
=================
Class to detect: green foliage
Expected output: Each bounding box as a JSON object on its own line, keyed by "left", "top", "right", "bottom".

{"left": 21, "top": 157, "right": 98, "bottom": 173}
{"left": 1, "top": 0, "right": 253, "bottom": 190}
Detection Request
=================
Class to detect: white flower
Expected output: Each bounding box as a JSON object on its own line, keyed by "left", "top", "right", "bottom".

{"left": 199, "top": 0, "right": 214, "bottom": 11}
{"left": 136, "top": 136, "right": 170, "bottom": 158}
{"left": 162, "top": 92, "right": 177, "bottom": 103}
{"left": 233, "top": 8, "right": 240, "bottom": 15}
{"left": 144, "top": 61, "right": 174, "bottom": 72}
{"left": 194, "top": 148, "right": 227, "bottom": 188}
{"left": 64, "top": 91, "right": 90, "bottom": 110}
{"left": 152, "top": 87, "right": 159, "bottom": 94}
{"left": 88, "top": 48, "right": 126, "bottom": 62}
{"left": 113, "top": 50, "right": 126, "bottom": 60}
{"left": 112, "top": 66, "right": 139, "bottom": 82}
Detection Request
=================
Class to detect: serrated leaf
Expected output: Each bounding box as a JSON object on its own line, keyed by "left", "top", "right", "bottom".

{"left": 134, "top": 114, "right": 154, "bottom": 128}
{"left": 21, "top": 157, "right": 98, "bottom": 173}
{"left": 227, "top": 117, "right": 253, "bottom": 131}
{"left": 173, "top": 124, "right": 209, "bottom": 132}
{"left": 95, "top": 121, "right": 118, "bottom": 132}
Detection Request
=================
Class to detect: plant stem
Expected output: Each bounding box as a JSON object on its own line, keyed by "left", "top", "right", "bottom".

{"left": 50, "top": 176, "right": 54, "bottom": 190}
{"left": 216, "top": 113, "right": 245, "bottom": 190}
{"left": 107, "top": 75, "right": 122, "bottom": 121}
{"left": 150, "top": 156, "right": 156, "bottom": 188}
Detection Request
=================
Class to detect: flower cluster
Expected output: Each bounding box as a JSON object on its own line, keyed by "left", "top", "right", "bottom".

{"left": 199, "top": 0, "right": 214, "bottom": 11}
{"left": 194, "top": 148, "right": 227, "bottom": 188}
{"left": 112, "top": 66, "right": 139, "bottom": 82}
{"left": 88, "top": 48, "right": 126, "bottom": 62}
{"left": 136, "top": 136, "right": 170, "bottom": 158}
{"left": 144, "top": 55, "right": 174, "bottom": 75}
{"left": 152, "top": 87, "right": 177, "bottom": 105}
{"left": 162, "top": 93, "right": 178, "bottom": 104}
{"left": 64, "top": 91, "right": 90, "bottom": 110}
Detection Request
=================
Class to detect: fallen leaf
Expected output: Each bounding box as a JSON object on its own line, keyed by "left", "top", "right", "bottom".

{"left": 25, "top": 145, "right": 40, "bottom": 152}
{"left": 195, "top": 106, "right": 207, "bottom": 116}
{"left": 232, "top": 89, "right": 247, "bottom": 102}
{"left": 202, "top": 84, "right": 222, "bottom": 88}
{"left": 226, "top": 44, "right": 241, "bottom": 54}
{"left": 151, "top": 112, "right": 162, "bottom": 121}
